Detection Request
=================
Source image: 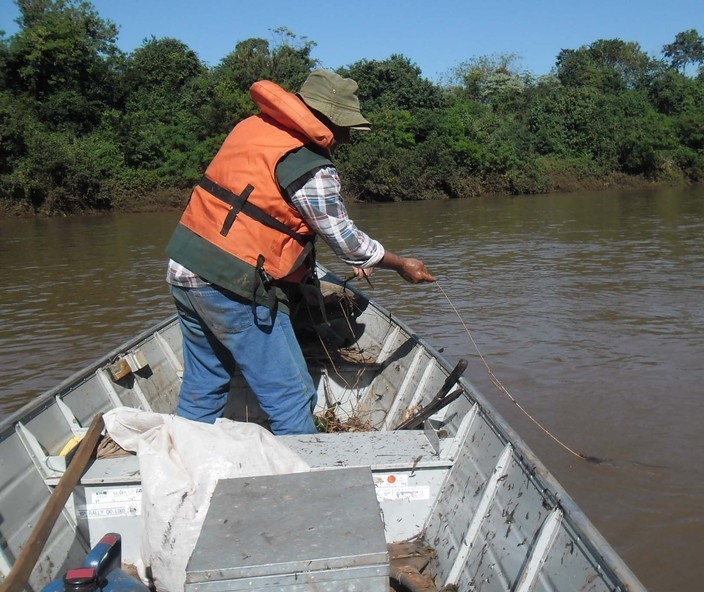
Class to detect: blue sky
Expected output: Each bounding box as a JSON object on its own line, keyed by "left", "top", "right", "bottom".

{"left": 1, "top": 0, "right": 702, "bottom": 80}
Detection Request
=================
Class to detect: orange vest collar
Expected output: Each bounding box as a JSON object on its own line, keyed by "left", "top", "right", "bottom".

{"left": 250, "top": 80, "right": 335, "bottom": 150}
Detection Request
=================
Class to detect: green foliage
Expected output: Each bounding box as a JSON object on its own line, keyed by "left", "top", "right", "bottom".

{"left": 340, "top": 55, "right": 445, "bottom": 112}
{"left": 337, "top": 139, "right": 419, "bottom": 202}
{"left": 663, "top": 29, "right": 704, "bottom": 75}
{"left": 5, "top": 0, "right": 120, "bottom": 101}
{"left": 649, "top": 68, "right": 704, "bottom": 115}
{"left": 673, "top": 104, "right": 704, "bottom": 180}
{"left": 529, "top": 84, "right": 605, "bottom": 159}
{"left": 116, "top": 37, "right": 206, "bottom": 185}
{"left": 556, "top": 39, "right": 655, "bottom": 91}
{"left": 437, "top": 98, "right": 492, "bottom": 169}
{"left": 2, "top": 126, "right": 122, "bottom": 213}
{"left": 0, "top": 1, "right": 702, "bottom": 215}
{"left": 447, "top": 53, "right": 530, "bottom": 113}
{"left": 216, "top": 29, "right": 317, "bottom": 92}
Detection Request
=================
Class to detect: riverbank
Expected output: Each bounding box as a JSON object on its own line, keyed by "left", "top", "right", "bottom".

{"left": 0, "top": 173, "right": 697, "bottom": 218}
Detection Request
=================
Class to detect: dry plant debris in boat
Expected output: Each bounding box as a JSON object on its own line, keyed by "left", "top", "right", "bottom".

{"left": 96, "top": 434, "right": 132, "bottom": 459}
{"left": 388, "top": 540, "right": 457, "bottom": 592}
{"left": 314, "top": 404, "right": 374, "bottom": 433}
{"left": 399, "top": 404, "right": 423, "bottom": 424}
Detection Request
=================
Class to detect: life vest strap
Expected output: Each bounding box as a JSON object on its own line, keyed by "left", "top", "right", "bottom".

{"left": 198, "top": 176, "right": 308, "bottom": 244}
{"left": 220, "top": 183, "right": 254, "bottom": 236}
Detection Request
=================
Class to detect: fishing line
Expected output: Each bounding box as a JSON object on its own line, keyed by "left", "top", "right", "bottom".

{"left": 435, "top": 280, "right": 606, "bottom": 464}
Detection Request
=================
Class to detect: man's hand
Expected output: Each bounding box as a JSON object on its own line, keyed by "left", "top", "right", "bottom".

{"left": 396, "top": 257, "right": 436, "bottom": 284}
{"left": 376, "top": 252, "right": 436, "bottom": 284}
{"left": 353, "top": 266, "right": 374, "bottom": 280}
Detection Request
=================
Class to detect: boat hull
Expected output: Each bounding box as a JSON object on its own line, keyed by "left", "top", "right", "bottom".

{"left": 0, "top": 267, "right": 645, "bottom": 591}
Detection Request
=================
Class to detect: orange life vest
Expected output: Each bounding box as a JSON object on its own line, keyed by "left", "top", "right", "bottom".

{"left": 175, "top": 80, "right": 335, "bottom": 282}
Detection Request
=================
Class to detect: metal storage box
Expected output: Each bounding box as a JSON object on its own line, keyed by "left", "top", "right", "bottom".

{"left": 185, "top": 467, "right": 390, "bottom": 591}
{"left": 74, "top": 455, "right": 144, "bottom": 566}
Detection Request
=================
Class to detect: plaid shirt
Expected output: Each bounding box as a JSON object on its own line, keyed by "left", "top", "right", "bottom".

{"left": 166, "top": 166, "right": 384, "bottom": 287}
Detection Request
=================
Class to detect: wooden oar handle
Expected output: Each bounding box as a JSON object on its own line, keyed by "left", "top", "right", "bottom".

{"left": 1, "top": 413, "right": 105, "bottom": 592}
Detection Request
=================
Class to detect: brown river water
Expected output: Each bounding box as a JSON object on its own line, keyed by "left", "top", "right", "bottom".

{"left": 1, "top": 186, "right": 703, "bottom": 590}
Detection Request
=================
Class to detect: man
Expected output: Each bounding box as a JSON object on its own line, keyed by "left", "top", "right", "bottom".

{"left": 165, "top": 69, "right": 435, "bottom": 435}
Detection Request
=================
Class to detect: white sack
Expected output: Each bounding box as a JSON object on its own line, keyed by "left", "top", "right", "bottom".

{"left": 103, "top": 408, "right": 310, "bottom": 592}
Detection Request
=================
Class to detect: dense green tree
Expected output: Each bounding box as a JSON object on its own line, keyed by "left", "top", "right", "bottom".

{"left": 118, "top": 37, "right": 205, "bottom": 182}
{"left": 436, "top": 98, "right": 491, "bottom": 169}
{"left": 0, "top": 31, "right": 9, "bottom": 91}
{"left": 556, "top": 39, "right": 654, "bottom": 91}
{"left": 0, "top": 0, "right": 123, "bottom": 212}
{"left": 663, "top": 29, "right": 704, "bottom": 75}
{"left": 123, "top": 37, "right": 203, "bottom": 99}
{"left": 649, "top": 68, "right": 704, "bottom": 115}
{"left": 610, "top": 92, "right": 674, "bottom": 176}
{"left": 670, "top": 99, "right": 704, "bottom": 180}
{"left": 4, "top": 0, "right": 120, "bottom": 102}
{"left": 2, "top": 0, "right": 122, "bottom": 137}
{"left": 529, "top": 84, "right": 601, "bottom": 158}
{"left": 1, "top": 0, "right": 703, "bottom": 214}
{"left": 216, "top": 29, "right": 316, "bottom": 93}
{"left": 341, "top": 55, "right": 445, "bottom": 112}
{"left": 335, "top": 56, "right": 447, "bottom": 201}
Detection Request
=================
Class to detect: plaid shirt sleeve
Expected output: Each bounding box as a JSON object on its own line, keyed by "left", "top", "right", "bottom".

{"left": 286, "top": 166, "right": 385, "bottom": 268}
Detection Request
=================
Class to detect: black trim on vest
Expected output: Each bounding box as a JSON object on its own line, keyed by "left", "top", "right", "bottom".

{"left": 220, "top": 183, "right": 253, "bottom": 236}
{"left": 198, "top": 176, "right": 308, "bottom": 244}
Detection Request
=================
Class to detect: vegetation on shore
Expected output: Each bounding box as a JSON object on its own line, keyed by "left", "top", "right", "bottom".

{"left": 1, "top": 0, "right": 703, "bottom": 216}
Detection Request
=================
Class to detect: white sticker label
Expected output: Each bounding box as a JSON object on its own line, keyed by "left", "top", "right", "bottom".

{"left": 374, "top": 474, "right": 430, "bottom": 502}
{"left": 78, "top": 487, "right": 142, "bottom": 519}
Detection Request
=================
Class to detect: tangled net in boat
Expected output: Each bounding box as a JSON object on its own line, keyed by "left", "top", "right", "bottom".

{"left": 314, "top": 405, "right": 374, "bottom": 433}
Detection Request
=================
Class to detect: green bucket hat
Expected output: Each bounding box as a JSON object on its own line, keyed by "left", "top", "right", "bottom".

{"left": 298, "top": 70, "right": 372, "bottom": 131}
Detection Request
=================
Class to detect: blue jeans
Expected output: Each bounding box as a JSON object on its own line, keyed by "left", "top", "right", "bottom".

{"left": 170, "top": 284, "right": 318, "bottom": 435}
